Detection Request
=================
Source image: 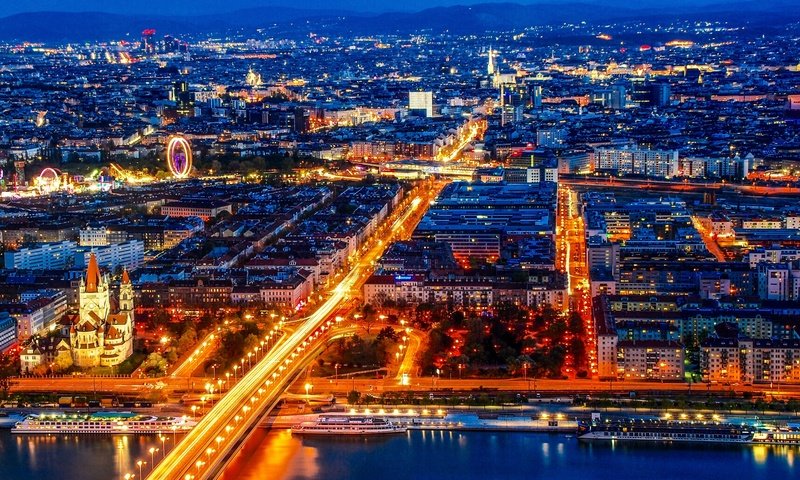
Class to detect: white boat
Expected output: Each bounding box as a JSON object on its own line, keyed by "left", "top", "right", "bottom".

{"left": 0, "top": 412, "right": 25, "bottom": 428}
{"left": 291, "top": 415, "right": 407, "bottom": 436}
{"left": 12, "top": 411, "right": 196, "bottom": 435}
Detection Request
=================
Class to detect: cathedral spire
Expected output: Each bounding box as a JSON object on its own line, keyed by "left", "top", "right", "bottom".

{"left": 85, "top": 253, "right": 101, "bottom": 293}
{"left": 487, "top": 46, "right": 496, "bottom": 76}
{"left": 121, "top": 267, "right": 130, "bottom": 285}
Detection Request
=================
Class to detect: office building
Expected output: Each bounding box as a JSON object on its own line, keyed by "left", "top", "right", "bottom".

{"left": 408, "top": 91, "right": 434, "bottom": 118}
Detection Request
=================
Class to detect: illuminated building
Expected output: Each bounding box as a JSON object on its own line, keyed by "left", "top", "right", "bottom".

{"left": 500, "top": 84, "right": 526, "bottom": 125}
{"left": 69, "top": 255, "right": 134, "bottom": 368}
{"left": 414, "top": 182, "right": 555, "bottom": 264}
{"left": 245, "top": 67, "right": 263, "bottom": 87}
{"left": 73, "top": 240, "right": 145, "bottom": 272}
{"left": 167, "top": 278, "right": 233, "bottom": 308}
{"left": 363, "top": 271, "right": 566, "bottom": 310}
{"left": 594, "top": 146, "right": 679, "bottom": 178}
{"left": 2, "top": 292, "right": 68, "bottom": 342}
{"left": 616, "top": 340, "right": 685, "bottom": 380}
{"left": 3, "top": 241, "right": 77, "bottom": 270}
{"left": 161, "top": 200, "right": 232, "bottom": 221}
{"left": 631, "top": 81, "right": 671, "bottom": 108}
{"left": 755, "top": 263, "right": 800, "bottom": 301}
{"left": 702, "top": 338, "right": 800, "bottom": 384}
{"left": 0, "top": 312, "right": 17, "bottom": 353}
{"left": 141, "top": 29, "right": 156, "bottom": 55}
{"left": 408, "top": 91, "right": 434, "bottom": 118}
{"left": 170, "top": 82, "right": 194, "bottom": 116}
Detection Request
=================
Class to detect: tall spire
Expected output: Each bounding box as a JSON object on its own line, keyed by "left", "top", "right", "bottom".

{"left": 121, "top": 267, "right": 130, "bottom": 285}
{"left": 487, "top": 46, "right": 496, "bottom": 76}
{"left": 85, "top": 253, "right": 101, "bottom": 293}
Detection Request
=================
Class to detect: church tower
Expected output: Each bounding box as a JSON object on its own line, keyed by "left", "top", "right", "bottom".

{"left": 487, "top": 46, "right": 496, "bottom": 76}
{"left": 78, "top": 253, "right": 110, "bottom": 323}
{"left": 119, "top": 268, "right": 134, "bottom": 318}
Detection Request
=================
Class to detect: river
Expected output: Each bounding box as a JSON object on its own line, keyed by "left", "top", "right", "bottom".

{"left": 1, "top": 428, "right": 797, "bottom": 480}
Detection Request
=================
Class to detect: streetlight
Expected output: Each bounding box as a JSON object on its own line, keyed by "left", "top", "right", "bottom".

{"left": 200, "top": 396, "right": 206, "bottom": 414}
{"left": 191, "top": 405, "right": 198, "bottom": 418}
{"left": 233, "top": 365, "right": 238, "bottom": 382}
{"left": 304, "top": 383, "right": 313, "bottom": 397}
{"left": 159, "top": 435, "right": 166, "bottom": 458}
{"left": 225, "top": 372, "right": 230, "bottom": 390}
{"left": 137, "top": 460, "right": 145, "bottom": 479}
{"left": 149, "top": 447, "right": 157, "bottom": 471}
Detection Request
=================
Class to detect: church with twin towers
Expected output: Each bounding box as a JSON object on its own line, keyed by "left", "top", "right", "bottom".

{"left": 69, "top": 253, "right": 135, "bottom": 368}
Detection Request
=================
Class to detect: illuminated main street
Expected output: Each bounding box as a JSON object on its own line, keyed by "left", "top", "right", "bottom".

{"left": 691, "top": 215, "right": 728, "bottom": 262}
{"left": 146, "top": 179, "right": 445, "bottom": 480}
{"left": 557, "top": 185, "right": 596, "bottom": 376}
{"left": 434, "top": 118, "right": 487, "bottom": 162}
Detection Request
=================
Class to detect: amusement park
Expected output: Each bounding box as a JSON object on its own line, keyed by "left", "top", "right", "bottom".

{"left": 0, "top": 136, "right": 195, "bottom": 198}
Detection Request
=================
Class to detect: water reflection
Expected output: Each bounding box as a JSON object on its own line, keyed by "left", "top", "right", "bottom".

{"left": 2, "top": 429, "right": 798, "bottom": 480}
{"left": 3, "top": 432, "right": 152, "bottom": 479}
{"left": 230, "top": 430, "right": 800, "bottom": 480}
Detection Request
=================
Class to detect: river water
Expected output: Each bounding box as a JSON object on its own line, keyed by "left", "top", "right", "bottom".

{"left": 1, "top": 428, "right": 797, "bottom": 480}
{"left": 225, "top": 428, "right": 796, "bottom": 480}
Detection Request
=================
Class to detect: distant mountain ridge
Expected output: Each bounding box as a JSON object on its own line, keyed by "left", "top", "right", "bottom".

{"left": 0, "top": 1, "right": 796, "bottom": 42}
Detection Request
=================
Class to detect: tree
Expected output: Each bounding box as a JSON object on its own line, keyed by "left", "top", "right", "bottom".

{"left": 176, "top": 327, "right": 198, "bottom": 353}
{"left": 361, "top": 303, "right": 377, "bottom": 334}
{"left": 151, "top": 310, "right": 171, "bottom": 329}
{"left": 54, "top": 354, "right": 73, "bottom": 373}
{"left": 568, "top": 312, "right": 583, "bottom": 335}
{"left": 243, "top": 333, "right": 260, "bottom": 352}
{"left": 142, "top": 353, "right": 168, "bottom": 376}
{"left": 0, "top": 355, "right": 18, "bottom": 398}
{"left": 347, "top": 390, "right": 361, "bottom": 405}
{"left": 376, "top": 326, "right": 399, "bottom": 343}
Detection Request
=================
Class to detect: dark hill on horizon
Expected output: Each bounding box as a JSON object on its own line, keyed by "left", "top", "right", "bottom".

{"left": 0, "top": 1, "right": 795, "bottom": 42}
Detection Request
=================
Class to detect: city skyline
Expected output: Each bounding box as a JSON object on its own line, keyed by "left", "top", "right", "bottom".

{"left": 1, "top": 3, "right": 800, "bottom": 479}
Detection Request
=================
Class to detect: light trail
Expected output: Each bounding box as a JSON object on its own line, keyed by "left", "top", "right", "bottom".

{"left": 147, "top": 181, "right": 443, "bottom": 480}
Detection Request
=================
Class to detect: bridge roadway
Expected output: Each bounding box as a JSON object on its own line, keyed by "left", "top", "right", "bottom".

{"left": 147, "top": 182, "right": 443, "bottom": 480}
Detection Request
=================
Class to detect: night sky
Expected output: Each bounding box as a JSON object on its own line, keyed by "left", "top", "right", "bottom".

{"left": 0, "top": 0, "right": 745, "bottom": 17}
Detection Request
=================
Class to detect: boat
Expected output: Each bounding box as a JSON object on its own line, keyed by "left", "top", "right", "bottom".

{"left": 752, "top": 428, "right": 800, "bottom": 445}
{"left": 0, "top": 412, "right": 25, "bottom": 428}
{"left": 12, "top": 411, "right": 196, "bottom": 435}
{"left": 577, "top": 420, "right": 753, "bottom": 444}
{"left": 291, "top": 415, "right": 407, "bottom": 436}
